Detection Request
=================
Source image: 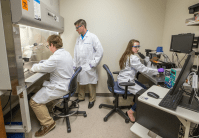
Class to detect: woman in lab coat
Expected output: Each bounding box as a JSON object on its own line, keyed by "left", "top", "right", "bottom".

{"left": 117, "top": 39, "right": 163, "bottom": 122}
{"left": 29, "top": 35, "right": 73, "bottom": 137}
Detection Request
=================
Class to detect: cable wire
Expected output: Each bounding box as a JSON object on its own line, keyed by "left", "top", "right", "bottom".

{"left": 176, "top": 53, "right": 182, "bottom": 68}
{"left": 162, "top": 53, "right": 175, "bottom": 68}
{"left": 179, "top": 54, "right": 187, "bottom": 66}
{"left": 10, "top": 91, "right": 12, "bottom": 125}
{"left": 172, "top": 52, "right": 175, "bottom": 63}
{"left": 2, "top": 91, "right": 12, "bottom": 111}
{"left": 181, "top": 86, "right": 191, "bottom": 96}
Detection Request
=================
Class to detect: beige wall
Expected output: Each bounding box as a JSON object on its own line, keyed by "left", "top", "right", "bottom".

{"left": 60, "top": 0, "right": 167, "bottom": 93}
{"left": 162, "top": 0, "right": 199, "bottom": 65}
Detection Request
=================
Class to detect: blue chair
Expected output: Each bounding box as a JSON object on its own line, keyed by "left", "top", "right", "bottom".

{"left": 99, "top": 64, "right": 135, "bottom": 123}
{"left": 52, "top": 67, "right": 87, "bottom": 133}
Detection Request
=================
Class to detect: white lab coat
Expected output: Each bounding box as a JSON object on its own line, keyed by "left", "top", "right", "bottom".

{"left": 31, "top": 48, "right": 73, "bottom": 104}
{"left": 73, "top": 31, "right": 103, "bottom": 85}
{"left": 117, "top": 54, "right": 158, "bottom": 94}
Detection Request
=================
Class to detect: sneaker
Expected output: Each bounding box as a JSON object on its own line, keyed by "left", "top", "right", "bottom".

{"left": 35, "top": 121, "right": 56, "bottom": 137}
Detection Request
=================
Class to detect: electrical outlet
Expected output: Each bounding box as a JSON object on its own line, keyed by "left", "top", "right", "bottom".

{"left": 192, "top": 75, "right": 198, "bottom": 89}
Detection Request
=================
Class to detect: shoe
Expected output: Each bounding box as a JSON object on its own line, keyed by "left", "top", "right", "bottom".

{"left": 35, "top": 121, "right": 56, "bottom": 137}
{"left": 126, "top": 111, "right": 135, "bottom": 123}
{"left": 74, "top": 98, "right": 85, "bottom": 103}
{"left": 88, "top": 101, "right": 95, "bottom": 109}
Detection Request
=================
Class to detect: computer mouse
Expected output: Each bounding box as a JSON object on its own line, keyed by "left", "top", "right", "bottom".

{"left": 147, "top": 92, "right": 160, "bottom": 99}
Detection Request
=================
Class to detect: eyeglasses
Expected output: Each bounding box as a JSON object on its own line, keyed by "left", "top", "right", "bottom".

{"left": 75, "top": 25, "right": 82, "bottom": 30}
{"left": 46, "top": 45, "right": 49, "bottom": 49}
{"left": 132, "top": 45, "right": 141, "bottom": 49}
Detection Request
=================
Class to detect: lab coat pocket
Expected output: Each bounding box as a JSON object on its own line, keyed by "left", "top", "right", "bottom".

{"left": 44, "top": 82, "right": 56, "bottom": 92}
{"left": 82, "top": 63, "right": 91, "bottom": 71}
{"left": 55, "top": 83, "right": 67, "bottom": 91}
{"left": 86, "top": 67, "right": 96, "bottom": 81}
{"left": 87, "top": 67, "right": 95, "bottom": 75}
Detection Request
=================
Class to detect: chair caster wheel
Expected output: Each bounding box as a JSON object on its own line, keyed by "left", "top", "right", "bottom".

{"left": 71, "top": 102, "right": 77, "bottom": 107}
{"left": 84, "top": 113, "right": 87, "bottom": 117}
{"left": 125, "top": 119, "right": 130, "bottom": 123}
{"left": 67, "top": 128, "right": 71, "bottom": 133}
{"left": 99, "top": 105, "right": 102, "bottom": 108}
{"left": 104, "top": 117, "right": 108, "bottom": 122}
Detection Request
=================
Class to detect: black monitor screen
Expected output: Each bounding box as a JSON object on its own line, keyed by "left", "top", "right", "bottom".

{"left": 170, "top": 34, "right": 194, "bottom": 53}
{"left": 170, "top": 51, "right": 195, "bottom": 95}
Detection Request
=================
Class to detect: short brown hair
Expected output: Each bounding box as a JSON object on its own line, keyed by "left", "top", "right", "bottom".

{"left": 74, "top": 19, "right": 87, "bottom": 29}
{"left": 47, "top": 35, "right": 63, "bottom": 49}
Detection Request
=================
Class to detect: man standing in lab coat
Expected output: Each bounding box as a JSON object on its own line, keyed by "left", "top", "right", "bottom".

{"left": 29, "top": 35, "right": 73, "bottom": 137}
{"left": 73, "top": 19, "right": 103, "bottom": 109}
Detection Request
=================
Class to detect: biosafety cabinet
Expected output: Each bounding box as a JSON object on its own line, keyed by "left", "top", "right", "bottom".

{"left": 0, "top": 0, "right": 64, "bottom": 95}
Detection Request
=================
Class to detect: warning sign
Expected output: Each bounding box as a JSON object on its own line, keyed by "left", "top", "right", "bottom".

{"left": 22, "top": 0, "right": 28, "bottom": 11}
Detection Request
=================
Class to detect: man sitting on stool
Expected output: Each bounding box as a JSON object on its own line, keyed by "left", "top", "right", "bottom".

{"left": 29, "top": 35, "right": 73, "bottom": 137}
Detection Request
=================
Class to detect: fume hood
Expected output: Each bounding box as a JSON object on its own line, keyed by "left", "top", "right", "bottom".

{"left": 0, "top": 0, "right": 64, "bottom": 136}
{"left": 0, "top": 0, "right": 64, "bottom": 95}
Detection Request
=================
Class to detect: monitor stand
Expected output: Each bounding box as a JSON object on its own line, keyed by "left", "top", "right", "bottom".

{"left": 179, "top": 89, "right": 199, "bottom": 112}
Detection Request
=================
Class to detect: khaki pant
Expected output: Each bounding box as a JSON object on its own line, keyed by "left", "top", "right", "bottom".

{"left": 78, "top": 83, "right": 96, "bottom": 102}
{"left": 29, "top": 98, "right": 54, "bottom": 126}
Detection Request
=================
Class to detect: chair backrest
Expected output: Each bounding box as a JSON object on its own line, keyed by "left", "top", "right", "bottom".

{"left": 103, "top": 64, "right": 115, "bottom": 88}
{"left": 68, "top": 67, "right": 82, "bottom": 94}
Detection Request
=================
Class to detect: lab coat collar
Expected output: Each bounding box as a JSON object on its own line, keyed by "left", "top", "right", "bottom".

{"left": 81, "top": 30, "right": 90, "bottom": 40}
{"left": 54, "top": 48, "right": 64, "bottom": 54}
{"left": 81, "top": 30, "right": 88, "bottom": 39}
{"left": 85, "top": 30, "right": 90, "bottom": 37}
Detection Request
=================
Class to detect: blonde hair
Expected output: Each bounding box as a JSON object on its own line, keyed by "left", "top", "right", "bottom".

{"left": 119, "top": 39, "right": 140, "bottom": 69}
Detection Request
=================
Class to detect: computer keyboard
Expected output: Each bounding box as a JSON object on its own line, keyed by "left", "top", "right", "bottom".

{"left": 159, "top": 89, "right": 183, "bottom": 110}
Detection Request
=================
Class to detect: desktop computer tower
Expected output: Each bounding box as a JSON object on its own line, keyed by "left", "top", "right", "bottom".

{"left": 135, "top": 90, "right": 181, "bottom": 138}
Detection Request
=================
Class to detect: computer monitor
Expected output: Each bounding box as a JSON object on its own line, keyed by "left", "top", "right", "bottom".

{"left": 170, "top": 51, "right": 195, "bottom": 95}
{"left": 170, "top": 34, "right": 195, "bottom": 53}
{"left": 169, "top": 51, "right": 199, "bottom": 111}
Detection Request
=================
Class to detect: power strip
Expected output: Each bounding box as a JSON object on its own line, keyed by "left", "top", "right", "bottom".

{"left": 192, "top": 74, "right": 198, "bottom": 89}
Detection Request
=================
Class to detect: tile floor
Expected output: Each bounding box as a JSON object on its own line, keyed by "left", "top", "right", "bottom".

{"left": 9, "top": 96, "right": 139, "bottom": 138}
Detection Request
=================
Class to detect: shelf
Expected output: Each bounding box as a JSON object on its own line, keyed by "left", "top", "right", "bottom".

{"left": 186, "top": 21, "right": 199, "bottom": 26}
{"left": 130, "top": 122, "right": 162, "bottom": 138}
{"left": 185, "top": 17, "right": 199, "bottom": 26}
